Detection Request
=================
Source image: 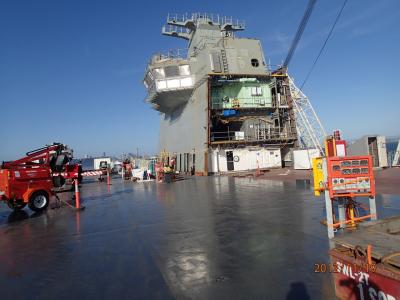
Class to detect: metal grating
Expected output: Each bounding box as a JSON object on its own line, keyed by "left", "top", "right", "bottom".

{"left": 289, "top": 76, "right": 327, "bottom": 155}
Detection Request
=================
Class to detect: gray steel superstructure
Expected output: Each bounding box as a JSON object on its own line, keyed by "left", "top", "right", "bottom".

{"left": 143, "top": 13, "right": 298, "bottom": 174}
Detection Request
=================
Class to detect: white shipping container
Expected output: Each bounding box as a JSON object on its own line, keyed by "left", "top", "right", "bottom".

{"left": 94, "top": 157, "right": 112, "bottom": 170}
{"left": 293, "top": 149, "right": 320, "bottom": 170}
{"left": 210, "top": 148, "right": 281, "bottom": 172}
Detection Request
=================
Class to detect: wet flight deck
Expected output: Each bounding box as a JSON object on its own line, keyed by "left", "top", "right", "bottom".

{"left": 0, "top": 176, "right": 399, "bottom": 299}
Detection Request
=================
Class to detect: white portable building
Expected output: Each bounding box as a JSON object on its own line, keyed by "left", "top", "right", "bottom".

{"left": 293, "top": 149, "right": 321, "bottom": 170}
{"left": 210, "top": 148, "right": 281, "bottom": 173}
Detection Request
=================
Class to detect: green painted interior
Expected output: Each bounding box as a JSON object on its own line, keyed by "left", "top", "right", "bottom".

{"left": 211, "top": 82, "right": 273, "bottom": 109}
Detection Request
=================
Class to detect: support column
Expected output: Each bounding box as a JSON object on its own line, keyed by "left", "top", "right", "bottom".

{"left": 325, "top": 191, "right": 334, "bottom": 239}
{"left": 369, "top": 196, "right": 377, "bottom": 221}
{"left": 338, "top": 198, "right": 346, "bottom": 229}
{"left": 322, "top": 158, "right": 334, "bottom": 239}
{"left": 204, "top": 149, "right": 208, "bottom": 176}
{"left": 74, "top": 179, "right": 80, "bottom": 209}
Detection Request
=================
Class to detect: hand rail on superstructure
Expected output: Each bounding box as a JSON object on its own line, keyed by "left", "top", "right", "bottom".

{"left": 166, "top": 13, "right": 245, "bottom": 30}
{"left": 210, "top": 130, "right": 297, "bottom": 143}
{"left": 148, "top": 48, "right": 189, "bottom": 64}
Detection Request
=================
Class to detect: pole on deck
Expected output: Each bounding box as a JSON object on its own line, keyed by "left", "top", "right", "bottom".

{"left": 322, "top": 158, "right": 335, "bottom": 239}
{"left": 325, "top": 191, "right": 335, "bottom": 239}
{"left": 369, "top": 196, "right": 377, "bottom": 220}
{"left": 338, "top": 198, "right": 346, "bottom": 229}
{"left": 107, "top": 169, "right": 111, "bottom": 185}
{"left": 74, "top": 179, "right": 81, "bottom": 209}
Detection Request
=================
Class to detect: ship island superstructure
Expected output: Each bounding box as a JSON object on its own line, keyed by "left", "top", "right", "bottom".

{"left": 143, "top": 13, "right": 298, "bottom": 175}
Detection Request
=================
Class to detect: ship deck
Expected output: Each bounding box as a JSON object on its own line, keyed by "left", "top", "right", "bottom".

{"left": 334, "top": 216, "right": 400, "bottom": 268}
{"left": 0, "top": 172, "right": 399, "bottom": 299}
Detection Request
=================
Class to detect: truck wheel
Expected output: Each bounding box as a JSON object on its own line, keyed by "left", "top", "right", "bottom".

{"left": 28, "top": 191, "right": 49, "bottom": 212}
{"left": 7, "top": 200, "right": 27, "bottom": 210}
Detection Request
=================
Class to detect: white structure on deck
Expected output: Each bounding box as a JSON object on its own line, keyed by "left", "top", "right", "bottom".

{"left": 210, "top": 148, "right": 281, "bottom": 172}
{"left": 293, "top": 149, "right": 320, "bottom": 170}
{"left": 93, "top": 157, "right": 112, "bottom": 170}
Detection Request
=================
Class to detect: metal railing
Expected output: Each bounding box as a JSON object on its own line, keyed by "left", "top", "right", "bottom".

{"left": 210, "top": 130, "right": 297, "bottom": 143}
{"left": 162, "top": 25, "right": 191, "bottom": 34}
{"left": 211, "top": 97, "right": 272, "bottom": 109}
{"left": 166, "top": 13, "right": 245, "bottom": 28}
{"left": 149, "top": 48, "right": 189, "bottom": 64}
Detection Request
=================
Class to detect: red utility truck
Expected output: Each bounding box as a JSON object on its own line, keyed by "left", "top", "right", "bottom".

{"left": 0, "top": 143, "right": 81, "bottom": 212}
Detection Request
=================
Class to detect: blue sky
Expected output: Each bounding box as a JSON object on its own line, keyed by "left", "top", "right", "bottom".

{"left": 1, "top": 0, "right": 399, "bottom": 160}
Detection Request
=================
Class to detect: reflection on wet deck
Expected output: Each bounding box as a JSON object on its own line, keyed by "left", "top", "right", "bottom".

{"left": 0, "top": 176, "right": 399, "bottom": 299}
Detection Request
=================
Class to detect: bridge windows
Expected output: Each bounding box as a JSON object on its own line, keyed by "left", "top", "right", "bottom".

{"left": 164, "top": 65, "right": 180, "bottom": 77}
{"left": 152, "top": 65, "right": 191, "bottom": 79}
{"left": 144, "top": 71, "right": 154, "bottom": 88}
{"left": 153, "top": 68, "right": 165, "bottom": 79}
{"left": 152, "top": 64, "right": 193, "bottom": 91}
{"left": 179, "top": 65, "right": 191, "bottom": 76}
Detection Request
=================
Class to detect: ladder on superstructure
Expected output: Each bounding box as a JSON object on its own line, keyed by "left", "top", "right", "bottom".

{"left": 220, "top": 49, "right": 229, "bottom": 73}
{"left": 289, "top": 76, "right": 327, "bottom": 155}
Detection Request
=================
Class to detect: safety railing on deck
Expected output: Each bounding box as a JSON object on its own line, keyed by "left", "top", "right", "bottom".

{"left": 210, "top": 130, "right": 297, "bottom": 143}
{"left": 149, "top": 49, "right": 189, "bottom": 64}
{"left": 166, "top": 13, "right": 245, "bottom": 28}
{"left": 211, "top": 97, "right": 272, "bottom": 109}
